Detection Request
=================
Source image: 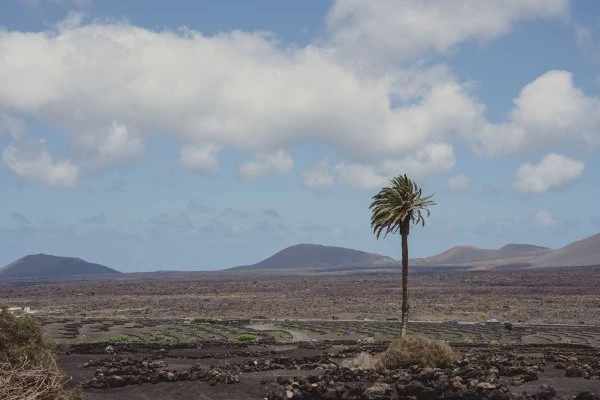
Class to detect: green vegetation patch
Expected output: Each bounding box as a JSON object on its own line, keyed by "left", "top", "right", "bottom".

{"left": 236, "top": 333, "right": 258, "bottom": 342}
{"left": 111, "top": 334, "right": 140, "bottom": 343}
{"left": 151, "top": 331, "right": 172, "bottom": 341}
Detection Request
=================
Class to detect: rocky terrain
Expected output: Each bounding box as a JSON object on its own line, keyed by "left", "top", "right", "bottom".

{"left": 2, "top": 266, "right": 598, "bottom": 324}
{"left": 56, "top": 338, "right": 599, "bottom": 399}
{"left": 2, "top": 264, "right": 599, "bottom": 398}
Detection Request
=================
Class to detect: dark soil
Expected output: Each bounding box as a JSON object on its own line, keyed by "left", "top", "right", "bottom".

{"left": 57, "top": 341, "right": 600, "bottom": 400}
{"left": 3, "top": 266, "right": 599, "bottom": 398}
{"left": 2, "top": 266, "right": 599, "bottom": 324}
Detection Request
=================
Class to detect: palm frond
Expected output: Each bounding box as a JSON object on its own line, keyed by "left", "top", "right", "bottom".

{"left": 370, "top": 174, "right": 435, "bottom": 239}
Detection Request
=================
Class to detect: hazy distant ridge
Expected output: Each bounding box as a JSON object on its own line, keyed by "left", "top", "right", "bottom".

{"left": 0, "top": 254, "right": 121, "bottom": 279}
{"left": 228, "top": 233, "right": 599, "bottom": 273}
{"left": 229, "top": 243, "right": 397, "bottom": 272}
{"left": 3, "top": 232, "right": 598, "bottom": 277}
{"left": 530, "top": 233, "right": 600, "bottom": 267}
{"left": 412, "top": 243, "right": 551, "bottom": 266}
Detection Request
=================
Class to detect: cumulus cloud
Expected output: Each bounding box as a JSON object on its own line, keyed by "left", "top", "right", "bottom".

{"left": 179, "top": 144, "right": 220, "bottom": 173}
{"left": 0, "top": 114, "right": 26, "bottom": 139}
{"left": 239, "top": 149, "right": 293, "bottom": 179}
{"left": 302, "top": 159, "right": 335, "bottom": 191}
{"left": 1, "top": 139, "right": 79, "bottom": 188}
{"left": 0, "top": 4, "right": 589, "bottom": 189}
{"left": 0, "top": 17, "right": 488, "bottom": 172}
{"left": 513, "top": 153, "right": 584, "bottom": 194}
{"left": 531, "top": 210, "right": 560, "bottom": 229}
{"left": 471, "top": 71, "right": 600, "bottom": 156}
{"left": 303, "top": 143, "right": 455, "bottom": 191}
{"left": 447, "top": 174, "right": 472, "bottom": 191}
{"left": 74, "top": 122, "right": 143, "bottom": 170}
{"left": 379, "top": 143, "right": 456, "bottom": 180}
{"left": 333, "top": 163, "right": 389, "bottom": 190}
{"left": 326, "top": 0, "right": 568, "bottom": 64}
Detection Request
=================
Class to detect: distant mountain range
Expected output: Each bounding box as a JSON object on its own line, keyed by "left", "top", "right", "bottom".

{"left": 411, "top": 233, "right": 600, "bottom": 270}
{"left": 0, "top": 254, "right": 121, "bottom": 280}
{"left": 229, "top": 243, "right": 397, "bottom": 273}
{"left": 412, "top": 243, "right": 550, "bottom": 266}
{"left": 529, "top": 233, "right": 600, "bottom": 268}
{"left": 2, "top": 233, "right": 599, "bottom": 279}
{"left": 231, "top": 232, "right": 600, "bottom": 273}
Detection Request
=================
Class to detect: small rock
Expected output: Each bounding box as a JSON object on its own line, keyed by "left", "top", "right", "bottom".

{"left": 536, "top": 384, "right": 556, "bottom": 400}
{"left": 575, "top": 391, "right": 600, "bottom": 400}
{"left": 566, "top": 366, "right": 584, "bottom": 377}
{"left": 477, "top": 382, "right": 496, "bottom": 389}
{"left": 513, "top": 375, "right": 525, "bottom": 386}
{"left": 363, "top": 382, "right": 391, "bottom": 399}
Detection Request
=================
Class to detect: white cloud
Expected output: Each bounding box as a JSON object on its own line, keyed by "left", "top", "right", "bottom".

{"left": 74, "top": 122, "right": 143, "bottom": 170}
{"left": 471, "top": 71, "right": 600, "bottom": 156}
{"left": 302, "top": 159, "right": 335, "bottom": 191}
{"left": 303, "top": 143, "right": 455, "bottom": 191}
{"left": 531, "top": 210, "right": 560, "bottom": 229}
{"left": 239, "top": 149, "right": 293, "bottom": 179}
{"left": 326, "top": 0, "right": 569, "bottom": 64}
{"left": 333, "top": 163, "right": 388, "bottom": 190}
{"left": 0, "top": 114, "right": 26, "bottom": 140}
{"left": 0, "top": 17, "right": 485, "bottom": 172}
{"left": 447, "top": 174, "right": 472, "bottom": 191}
{"left": 0, "top": 6, "right": 591, "bottom": 190}
{"left": 1, "top": 139, "right": 79, "bottom": 188}
{"left": 179, "top": 144, "right": 220, "bottom": 173}
{"left": 513, "top": 153, "right": 584, "bottom": 194}
{"left": 379, "top": 143, "right": 456, "bottom": 180}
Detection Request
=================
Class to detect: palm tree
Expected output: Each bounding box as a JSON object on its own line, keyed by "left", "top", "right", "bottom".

{"left": 370, "top": 174, "right": 435, "bottom": 337}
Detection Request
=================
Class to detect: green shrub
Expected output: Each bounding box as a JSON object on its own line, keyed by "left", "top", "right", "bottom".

{"left": 0, "top": 307, "right": 53, "bottom": 364}
{"left": 236, "top": 334, "right": 258, "bottom": 342}
{"left": 151, "top": 331, "right": 172, "bottom": 341}
{"left": 380, "top": 335, "right": 459, "bottom": 369}
{"left": 0, "top": 305, "right": 81, "bottom": 400}
{"left": 274, "top": 331, "right": 292, "bottom": 341}
{"left": 111, "top": 334, "right": 140, "bottom": 343}
{"left": 503, "top": 322, "right": 513, "bottom": 332}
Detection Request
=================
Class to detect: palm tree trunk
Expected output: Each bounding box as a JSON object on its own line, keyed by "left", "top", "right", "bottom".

{"left": 400, "top": 218, "right": 410, "bottom": 337}
{"left": 400, "top": 232, "right": 409, "bottom": 337}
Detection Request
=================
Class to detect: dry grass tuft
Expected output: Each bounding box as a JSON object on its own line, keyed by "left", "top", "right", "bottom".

{"left": 343, "top": 351, "right": 383, "bottom": 370}
{"left": 380, "top": 335, "right": 459, "bottom": 369}
{"left": 0, "top": 356, "right": 66, "bottom": 400}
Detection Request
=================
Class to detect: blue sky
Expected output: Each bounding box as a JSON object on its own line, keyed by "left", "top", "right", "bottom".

{"left": 1, "top": 0, "right": 599, "bottom": 272}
